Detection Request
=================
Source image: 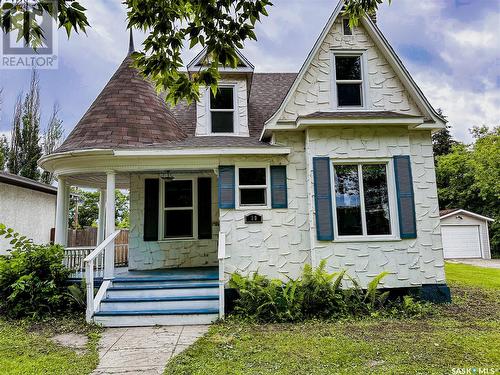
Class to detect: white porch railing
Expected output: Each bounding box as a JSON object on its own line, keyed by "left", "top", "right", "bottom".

{"left": 217, "top": 231, "right": 226, "bottom": 319}
{"left": 64, "top": 247, "right": 104, "bottom": 279}
{"left": 84, "top": 230, "right": 120, "bottom": 322}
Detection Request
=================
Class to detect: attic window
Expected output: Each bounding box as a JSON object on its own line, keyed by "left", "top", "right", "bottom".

{"left": 210, "top": 87, "right": 235, "bottom": 133}
{"left": 335, "top": 55, "right": 363, "bottom": 107}
{"left": 343, "top": 19, "right": 352, "bottom": 36}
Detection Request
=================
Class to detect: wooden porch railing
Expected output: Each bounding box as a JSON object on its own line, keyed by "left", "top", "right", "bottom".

{"left": 217, "top": 231, "right": 226, "bottom": 319}
{"left": 84, "top": 230, "right": 120, "bottom": 322}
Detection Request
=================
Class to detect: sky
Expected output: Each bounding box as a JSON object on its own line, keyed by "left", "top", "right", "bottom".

{"left": 0, "top": 0, "right": 499, "bottom": 143}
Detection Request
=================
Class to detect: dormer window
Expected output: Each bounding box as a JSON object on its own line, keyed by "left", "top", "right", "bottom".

{"left": 210, "top": 87, "right": 235, "bottom": 133}
{"left": 334, "top": 54, "right": 364, "bottom": 107}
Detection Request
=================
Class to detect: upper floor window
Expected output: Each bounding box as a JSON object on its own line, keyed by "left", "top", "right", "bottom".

{"left": 342, "top": 19, "right": 352, "bottom": 36}
{"left": 334, "top": 55, "right": 363, "bottom": 107}
{"left": 210, "top": 87, "right": 234, "bottom": 133}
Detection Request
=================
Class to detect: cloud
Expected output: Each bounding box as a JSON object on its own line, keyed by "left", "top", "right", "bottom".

{"left": 0, "top": 0, "right": 498, "bottom": 144}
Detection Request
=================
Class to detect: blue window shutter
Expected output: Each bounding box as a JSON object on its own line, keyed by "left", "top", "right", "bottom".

{"left": 394, "top": 155, "right": 417, "bottom": 239}
{"left": 218, "top": 166, "right": 235, "bottom": 209}
{"left": 144, "top": 179, "right": 159, "bottom": 242}
{"left": 313, "top": 157, "right": 334, "bottom": 241}
{"left": 271, "top": 166, "right": 288, "bottom": 208}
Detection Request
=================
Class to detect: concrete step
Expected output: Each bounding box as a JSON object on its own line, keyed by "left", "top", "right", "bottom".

{"left": 93, "top": 309, "right": 219, "bottom": 327}
{"left": 99, "top": 296, "right": 219, "bottom": 312}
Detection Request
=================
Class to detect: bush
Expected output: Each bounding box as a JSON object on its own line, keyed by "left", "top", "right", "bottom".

{"left": 0, "top": 224, "right": 78, "bottom": 319}
{"left": 229, "top": 260, "right": 433, "bottom": 322}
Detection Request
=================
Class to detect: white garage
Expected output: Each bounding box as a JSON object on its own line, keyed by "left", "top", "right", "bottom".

{"left": 440, "top": 209, "right": 494, "bottom": 260}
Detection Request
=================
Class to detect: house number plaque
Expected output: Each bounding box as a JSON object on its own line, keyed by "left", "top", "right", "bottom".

{"left": 245, "top": 213, "right": 263, "bottom": 224}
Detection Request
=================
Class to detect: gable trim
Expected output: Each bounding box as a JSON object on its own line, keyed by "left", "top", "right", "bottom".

{"left": 187, "top": 47, "right": 255, "bottom": 73}
{"left": 440, "top": 209, "right": 494, "bottom": 222}
{"left": 260, "top": 0, "right": 446, "bottom": 140}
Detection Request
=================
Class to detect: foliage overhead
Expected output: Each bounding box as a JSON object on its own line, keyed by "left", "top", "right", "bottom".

{"left": 1, "top": 1, "right": 393, "bottom": 104}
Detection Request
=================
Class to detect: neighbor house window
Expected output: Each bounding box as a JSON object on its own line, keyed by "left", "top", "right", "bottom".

{"left": 333, "top": 163, "right": 392, "bottom": 237}
{"left": 238, "top": 167, "right": 268, "bottom": 206}
{"left": 163, "top": 179, "right": 194, "bottom": 239}
{"left": 342, "top": 19, "right": 352, "bottom": 36}
{"left": 210, "top": 87, "right": 235, "bottom": 133}
{"left": 335, "top": 55, "right": 363, "bottom": 107}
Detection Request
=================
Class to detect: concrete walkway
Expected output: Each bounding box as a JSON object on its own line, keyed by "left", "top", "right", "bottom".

{"left": 92, "top": 325, "right": 209, "bottom": 375}
{"left": 447, "top": 258, "right": 500, "bottom": 269}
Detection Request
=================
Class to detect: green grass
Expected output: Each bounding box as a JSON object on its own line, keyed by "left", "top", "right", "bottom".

{"left": 165, "top": 263, "right": 500, "bottom": 374}
{"left": 0, "top": 316, "right": 101, "bottom": 375}
{"left": 445, "top": 262, "right": 500, "bottom": 289}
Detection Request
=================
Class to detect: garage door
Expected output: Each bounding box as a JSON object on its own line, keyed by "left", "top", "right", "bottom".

{"left": 442, "top": 225, "right": 481, "bottom": 259}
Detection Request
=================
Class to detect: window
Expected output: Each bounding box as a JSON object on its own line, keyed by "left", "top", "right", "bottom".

{"left": 342, "top": 19, "right": 352, "bottom": 36}
{"left": 163, "top": 180, "right": 195, "bottom": 239}
{"left": 333, "top": 163, "right": 392, "bottom": 237}
{"left": 210, "top": 87, "right": 234, "bottom": 133}
{"left": 238, "top": 167, "right": 268, "bottom": 206}
{"left": 335, "top": 55, "right": 363, "bottom": 107}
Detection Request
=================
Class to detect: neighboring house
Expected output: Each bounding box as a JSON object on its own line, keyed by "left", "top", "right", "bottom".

{"left": 0, "top": 172, "right": 57, "bottom": 254}
{"left": 39, "top": 1, "right": 451, "bottom": 326}
{"left": 440, "top": 209, "right": 494, "bottom": 260}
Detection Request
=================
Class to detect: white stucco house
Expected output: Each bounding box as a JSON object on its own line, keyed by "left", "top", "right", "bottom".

{"left": 39, "top": 1, "right": 451, "bottom": 327}
{"left": 0, "top": 172, "right": 57, "bottom": 254}
{"left": 440, "top": 209, "right": 494, "bottom": 260}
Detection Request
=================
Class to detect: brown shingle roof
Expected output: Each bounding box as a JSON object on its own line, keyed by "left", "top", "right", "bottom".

{"left": 57, "top": 56, "right": 186, "bottom": 153}
{"left": 439, "top": 209, "right": 459, "bottom": 217}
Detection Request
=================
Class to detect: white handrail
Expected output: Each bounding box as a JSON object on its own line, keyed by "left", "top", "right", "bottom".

{"left": 217, "top": 232, "right": 226, "bottom": 319}
{"left": 84, "top": 229, "right": 120, "bottom": 322}
{"left": 84, "top": 230, "right": 120, "bottom": 262}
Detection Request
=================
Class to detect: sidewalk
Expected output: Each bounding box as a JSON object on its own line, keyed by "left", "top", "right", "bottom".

{"left": 92, "top": 325, "right": 209, "bottom": 374}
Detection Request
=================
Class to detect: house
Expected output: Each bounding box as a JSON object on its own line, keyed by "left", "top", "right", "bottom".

{"left": 0, "top": 172, "right": 57, "bottom": 254}
{"left": 39, "top": 1, "right": 451, "bottom": 327}
{"left": 440, "top": 209, "right": 494, "bottom": 260}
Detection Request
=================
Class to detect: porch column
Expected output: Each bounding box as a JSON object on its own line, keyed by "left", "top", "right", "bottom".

{"left": 97, "top": 189, "right": 106, "bottom": 244}
{"left": 55, "top": 177, "right": 69, "bottom": 246}
{"left": 104, "top": 172, "right": 116, "bottom": 280}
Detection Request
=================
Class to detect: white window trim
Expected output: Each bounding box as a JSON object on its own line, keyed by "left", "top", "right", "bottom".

{"left": 235, "top": 164, "right": 271, "bottom": 210}
{"left": 331, "top": 50, "right": 369, "bottom": 110}
{"left": 159, "top": 177, "right": 199, "bottom": 241}
{"left": 207, "top": 83, "right": 240, "bottom": 136}
{"left": 330, "top": 158, "right": 400, "bottom": 242}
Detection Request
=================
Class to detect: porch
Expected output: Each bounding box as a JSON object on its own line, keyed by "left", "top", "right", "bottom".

{"left": 52, "top": 168, "right": 226, "bottom": 326}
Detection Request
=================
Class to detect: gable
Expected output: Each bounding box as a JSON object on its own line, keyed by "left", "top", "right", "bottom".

{"left": 265, "top": 1, "right": 445, "bottom": 130}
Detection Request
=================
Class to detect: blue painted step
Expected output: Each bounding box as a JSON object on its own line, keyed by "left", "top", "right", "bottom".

{"left": 108, "top": 282, "right": 218, "bottom": 291}
{"left": 112, "top": 274, "right": 218, "bottom": 283}
{"left": 102, "top": 295, "right": 218, "bottom": 303}
{"left": 94, "top": 308, "right": 219, "bottom": 316}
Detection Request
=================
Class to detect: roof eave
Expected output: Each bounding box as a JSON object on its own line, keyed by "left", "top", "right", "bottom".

{"left": 440, "top": 209, "right": 495, "bottom": 222}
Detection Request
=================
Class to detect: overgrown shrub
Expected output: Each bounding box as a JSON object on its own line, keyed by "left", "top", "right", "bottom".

{"left": 0, "top": 224, "right": 78, "bottom": 319}
{"left": 229, "top": 260, "right": 433, "bottom": 322}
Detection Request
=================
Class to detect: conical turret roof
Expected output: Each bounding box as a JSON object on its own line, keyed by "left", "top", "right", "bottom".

{"left": 57, "top": 55, "right": 186, "bottom": 153}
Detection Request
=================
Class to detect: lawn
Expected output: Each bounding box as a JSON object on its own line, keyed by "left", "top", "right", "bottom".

{"left": 165, "top": 263, "right": 500, "bottom": 375}
{"left": 0, "top": 316, "right": 101, "bottom": 375}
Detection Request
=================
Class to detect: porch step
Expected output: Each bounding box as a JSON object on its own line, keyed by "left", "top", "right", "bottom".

{"left": 100, "top": 295, "right": 219, "bottom": 311}
{"left": 93, "top": 311, "right": 219, "bottom": 327}
{"left": 95, "top": 270, "right": 220, "bottom": 327}
{"left": 112, "top": 279, "right": 218, "bottom": 288}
